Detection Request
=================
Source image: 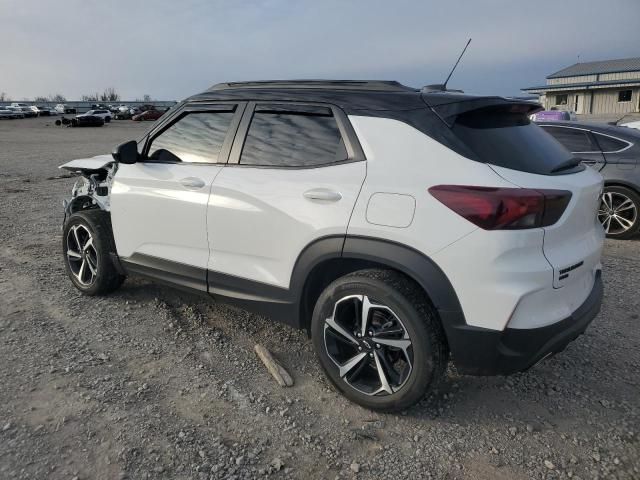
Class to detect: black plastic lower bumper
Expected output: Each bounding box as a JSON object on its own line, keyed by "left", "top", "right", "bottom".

{"left": 445, "top": 270, "right": 603, "bottom": 376}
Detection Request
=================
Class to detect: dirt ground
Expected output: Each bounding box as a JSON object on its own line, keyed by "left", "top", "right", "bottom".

{"left": 1, "top": 117, "right": 639, "bottom": 480}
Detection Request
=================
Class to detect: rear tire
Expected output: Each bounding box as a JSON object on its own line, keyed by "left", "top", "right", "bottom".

{"left": 62, "top": 210, "right": 125, "bottom": 295}
{"left": 599, "top": 185, "right": 640, "bottom": 239}
{"left": 311, "top": 269, "right": 449, "bottom": 411}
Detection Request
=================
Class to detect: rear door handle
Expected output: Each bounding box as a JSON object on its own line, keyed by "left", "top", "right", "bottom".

{"left": 180, "top": 177, "right": 206, "bottom": 189}
{"left": 303, "top": 188, "right": 342, "bottom": 202}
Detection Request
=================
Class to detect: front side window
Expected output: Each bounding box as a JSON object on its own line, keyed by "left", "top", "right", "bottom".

{"left": 148, "top": 110, "right": 235, "bottom": 163}
{"left": 555, "top": 94, "right": 568, "bottom": 105}
{"left": 239, "top": 105, "right": 347, "bottom": 167}
{"left": 542, "top": 126, "right": 596, "bottom": 152}
{"left": 618, "top": 90, "right": 632, "bottom": 102}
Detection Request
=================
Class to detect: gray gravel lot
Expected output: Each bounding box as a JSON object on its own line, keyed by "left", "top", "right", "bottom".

{"left": 1, "top": 116, "right": 639, "bottom": 480}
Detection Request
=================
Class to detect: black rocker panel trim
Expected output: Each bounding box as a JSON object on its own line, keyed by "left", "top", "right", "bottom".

{"left": 207, "top": 236, "right": 345, "bottom": 327}
{"left": 120, "top": 253, "right": 207, "bottom": 292}
{"left": 119, "top": 237, "right": 468, "bottom": 335}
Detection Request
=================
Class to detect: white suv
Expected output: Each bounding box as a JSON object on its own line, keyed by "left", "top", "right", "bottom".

{"left": 59, "top": 80, "right": 604, "bottom": 411}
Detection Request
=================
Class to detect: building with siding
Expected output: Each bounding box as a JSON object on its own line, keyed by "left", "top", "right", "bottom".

{"left": 522, "top": 57, "right": 640, "bottom": 115}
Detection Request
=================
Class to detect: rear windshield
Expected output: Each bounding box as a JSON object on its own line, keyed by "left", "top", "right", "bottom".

{"left": 452, "top": 107, "right": 577, "bottom": 175}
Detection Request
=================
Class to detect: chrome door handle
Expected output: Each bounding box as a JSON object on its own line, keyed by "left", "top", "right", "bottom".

{"left": 303, "top": 188, "right": 342, "bottom": 202}
{"left": 180, "top": 177, "right": 206, "bottom": 189}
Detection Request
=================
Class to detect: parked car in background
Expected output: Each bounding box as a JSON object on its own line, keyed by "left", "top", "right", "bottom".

{"left": 531, "top": 110, "right": 577, "bottom": 122}
{"left": 132, "top": 109, "right": 164, "bottom": 121}
{"left": 114, "top": 109, "right": 133, "bottom": 120}
{"left": 55, "top": 104, "right": 77, "bottom": 114}
{"left": 538, "top": 121, "right": 640, "bottom": 239}
{"left": 77, "top": 109, "right": 112, "bottom": 122}
{"left": 621, "top": 120, "right": 640, "bottom": 130}
{"left": 37, "top": 106, "right": 57, "bottom": 116}
{"left": 10, "top": 102, "right": 30, "bottom": 108}
{"left": 72, "top": 115, "right": 105, "bottom": 127}
{"left": 20, "top": 106, "right": 38, "bottom": 118}
{"left": 28, "top": 106, "right": 41, "bottom": 116}
{"left": 0, "top": 108, "right": 15, "bottom": 119}
{"left": 5, "top": 106, "right": 25, "bottom": 118}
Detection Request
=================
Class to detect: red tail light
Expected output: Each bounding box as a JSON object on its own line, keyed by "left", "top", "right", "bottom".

{"left": 428, "top": 185, "right": 572, "bottom": 230}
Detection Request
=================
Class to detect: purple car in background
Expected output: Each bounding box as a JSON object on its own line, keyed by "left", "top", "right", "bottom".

{"left": 531, "top": 110, "right": 577, "bottom": 121}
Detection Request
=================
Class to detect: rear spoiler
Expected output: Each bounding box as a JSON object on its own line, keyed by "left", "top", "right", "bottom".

{"left": 421, "top": 93, "right": 543, "bottom": 128}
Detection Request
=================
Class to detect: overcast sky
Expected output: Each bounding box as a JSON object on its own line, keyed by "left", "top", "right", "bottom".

{"left": 1, "top": 0, "right": 639, "bottom": 101}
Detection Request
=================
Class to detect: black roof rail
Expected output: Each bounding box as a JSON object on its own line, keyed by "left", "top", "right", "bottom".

{"left": 207, "top": 80, "right": 417, "bottom": 92}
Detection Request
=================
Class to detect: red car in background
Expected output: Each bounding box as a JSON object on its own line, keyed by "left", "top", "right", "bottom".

{"left": 132, "top": 109, "right": 164, "bottom": 121}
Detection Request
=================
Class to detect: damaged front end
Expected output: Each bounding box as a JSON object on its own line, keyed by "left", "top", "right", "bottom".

{"left": 59, "top": 154, "right": 117, "bottom": 223}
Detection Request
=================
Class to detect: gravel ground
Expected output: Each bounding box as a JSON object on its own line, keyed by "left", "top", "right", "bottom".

{"left": 1, "top": 116, "right": 639, "bottom": 480}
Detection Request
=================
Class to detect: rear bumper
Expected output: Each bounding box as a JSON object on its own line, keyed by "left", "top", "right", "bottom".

{"left": 446, "top": 270, "right": 603, "bottom": 375}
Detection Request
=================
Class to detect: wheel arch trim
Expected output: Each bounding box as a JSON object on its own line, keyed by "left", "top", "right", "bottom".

{"left": 293, "top": 235, "right": 467, "bottom": 341}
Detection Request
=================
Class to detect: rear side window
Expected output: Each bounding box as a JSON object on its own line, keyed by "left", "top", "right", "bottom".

{"left": 239, "top": 105, "right": 347, "bottom": 167}
{"left": 148, "top": 110, "right": 235, "bottom": 163}
{"left": 541, "top": 126, "right": 596, "bottom": 152}
{"left": 451, "top": 108, "right": 575, "bottom": 175}
{"left": 593, "top": 133, "right": 628, "bottom": 152}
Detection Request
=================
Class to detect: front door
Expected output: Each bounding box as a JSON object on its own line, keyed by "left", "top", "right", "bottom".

{"left": 111, "top": 104, "right": 242, "bottom": 289}
{"left": 207, "top": 102, "right": 366, "bottom": 290}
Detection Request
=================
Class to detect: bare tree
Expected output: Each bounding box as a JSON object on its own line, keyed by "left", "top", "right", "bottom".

{"left": 81, "top": 93, "right": 100, "bottom": 102}
{"left": 34, "top": 96, "right": 49, "bottom": 103}
{"left": 49, "top": 94, "right": 66, "bottom": 102}
{"left": 135, "top": 94, "right": 153, "bottom": 102}
{"left": 0, "top": 92, "right": 8, "bottom": 102}
{"left": 100, "top": 87, "right": 120, "bottom": 102}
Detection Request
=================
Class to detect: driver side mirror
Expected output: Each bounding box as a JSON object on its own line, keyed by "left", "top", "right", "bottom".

{"left": 112, "top": 140, "right": 139, "bottom": 164}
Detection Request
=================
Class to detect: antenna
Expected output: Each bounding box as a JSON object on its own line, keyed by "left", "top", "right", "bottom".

{"left": 443, "top": 38, "right": 471, "bottom": 89}
{"left": 422, "top": 38, "right": 472, "bottom": 92}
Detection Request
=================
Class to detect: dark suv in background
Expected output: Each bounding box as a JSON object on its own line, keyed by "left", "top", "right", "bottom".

{"left": 538, "top": 121, "right": 640, "bottom": 239}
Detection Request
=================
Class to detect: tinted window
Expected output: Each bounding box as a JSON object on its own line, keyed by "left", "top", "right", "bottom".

{"left": 239, "top": 106, "right": 347, "bottom": 167}
{"left": 148, "top": 110, "right": 235, "bottom": 163}
{"left": 451, "top": 109, "right": 576, "bottom": 175}
{"left": 618, "top": 90, "right": 632, "bottom": 102}
{"left": 541, "top": 126, "right": 595, "bottom": 152}
{"left": 594, "top": 133, "right": 628, "bottom": 152}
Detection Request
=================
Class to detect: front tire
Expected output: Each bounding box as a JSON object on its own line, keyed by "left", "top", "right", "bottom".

{"left": 62, "top": 210, "right": 125, "bottom": 295}
{"left": 598, "top": 186, "right": 640, "bottom": 239}
{"left": 311, "top": 269, "right": 448, "bottom": 411}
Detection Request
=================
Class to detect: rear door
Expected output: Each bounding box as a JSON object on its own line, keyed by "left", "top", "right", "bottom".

{"left": 540, "top": 124, "right": 606, "bottom": 171}
{"left": 110, "top": 103, "right": 243, "bottom": 288}
{"left": 207, "top": 102, "right": 366, "bottom": 289}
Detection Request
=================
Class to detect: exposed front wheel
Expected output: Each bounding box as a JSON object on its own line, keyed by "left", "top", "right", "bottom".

{"left": 311, "top": 269, "right": 448, "bottom": 411}
{"left": 62, "top": 210, "right": 125, "bottom": 295}
{"left": 598, "top": 186, "right": 639, "bottom": 239}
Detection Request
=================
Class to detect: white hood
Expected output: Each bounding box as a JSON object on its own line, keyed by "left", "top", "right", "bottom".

{"left": 59, "top": 154, "right": 114, "bottom": 172}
